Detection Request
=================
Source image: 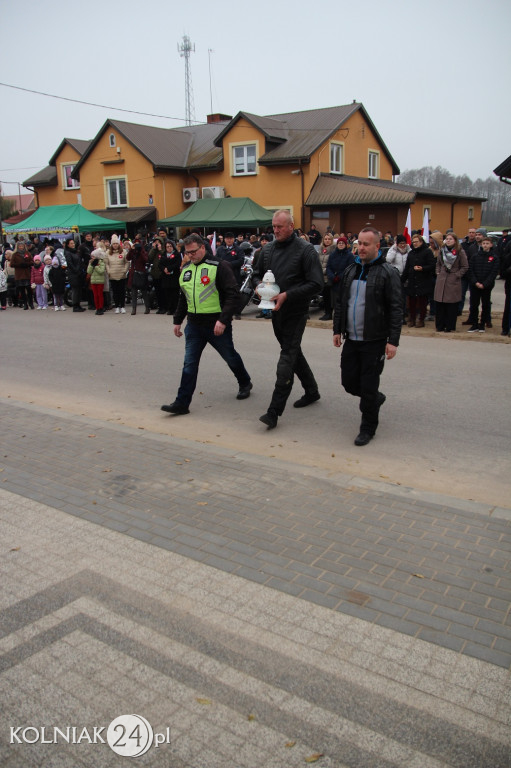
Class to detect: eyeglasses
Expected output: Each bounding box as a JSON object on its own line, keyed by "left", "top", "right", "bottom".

{"left": 185, "top": 246, "right": 203, "bottom": 256}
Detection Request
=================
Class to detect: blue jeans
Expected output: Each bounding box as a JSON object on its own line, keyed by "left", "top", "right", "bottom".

{"left": 176, "top": 320, "right": 251, "bottom": 407}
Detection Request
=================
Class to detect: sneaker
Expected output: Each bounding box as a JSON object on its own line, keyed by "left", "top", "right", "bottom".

{"left": 461, "top": 319, "right": 472, "bottom": 325}
{"left": 42, "top": 306, "right": 48, "bottom": 310}
{"left": 95, "top": 309, "right": 104, "bottom": 316}
{"left": 467, "top": 326, "right": 479, "bottom": 333}
{"left": 37, "top": 306, "right": 42, "bottom": 310}
{"left": 120, "top": 308, "right": 126, "bottom": 313}
{"left": 486, "top": 322, "right": 492, "bottom": 328}
{"left": 293, "top": 392, "right": 320, "bottom": 408}
{"left": 54, "top": 306, "right": 59, "bottom": 312}
{"left": 115, "top": 307, "right": 120, "bottom": 314}
{"left": 259, "top": 412, "right": 278, "bottom": 429}
{"left": 354, "top": 432, "right": 373, "bottom": 446}
{"left": 318, "top": 314, "right": 332, "bottom": 321}
{"left": 236, "top": 382, "right": 253, "bottom": 400}
{"left": 478, "top": 326, "right": 485, "bottom": 333}
{"left": 377, "top": 392, "right": 386, "bottom": 407}
{"left": 60, "top": 306, "right": 66, "bottom": 311}
{"left": 161, "top": 401, "right": 190, "bottom": 415}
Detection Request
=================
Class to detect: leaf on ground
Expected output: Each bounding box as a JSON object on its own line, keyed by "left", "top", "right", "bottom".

{"left": 195, "top": 697, "right": 211, "bottom": 705}
{"left": 184, "top": 459, "right": 191, "bottom": 463}
{"left": 10, "top": 547, "right": 20, "bottom": 551}
{"left": 247, "top": 713, "right": 256, "bottom": 721}
{"left": 197, "top": 502, "right": 208, "bottom": 506}
{"left": 331, "top": 453, "right": 335, "bottom": 457}
{"left": 285, "top": 741, "right": 296, "bottom": 748}
{"left": 102, "top": 469, "right": 112, "bottom": 473}
{"left": 88, "top": 434, "right": 96, "bottom": 438}
{"left": 413, "top": 573, "right": 425, "bottom": 578}
{"left": 305, "top": 753, "right": 324, "bottom": 763}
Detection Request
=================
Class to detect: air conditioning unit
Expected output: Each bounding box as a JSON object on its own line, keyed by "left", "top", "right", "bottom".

{"left": 202, "top": 186, "right": 225, "bottom": 199}
{"left": 183, "top": 187, "right": 199, "bottom": 203}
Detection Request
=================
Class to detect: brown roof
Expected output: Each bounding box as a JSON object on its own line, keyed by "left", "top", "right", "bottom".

{"left": 306, "top": 175, "right": 487, "bottom": 207}
{"left": 213, "top": 104, "right": 400, "bottom": 173}
{"left": 24, "top": 138, "right": 91, "bottom": 188}
{"left": 90, "top": 207, "right": 156, "bottom": 224}
{"left": 49, "top": 138, "right": 91, "bottom": 166}
{"left": 307, "top": 175, "right": 415, "bottom": 206}
{"left": 73, "top": 119, "right": 228, "bottom": 177}
{"left": 23, "top": 165, "right": 58, "bottom": 187}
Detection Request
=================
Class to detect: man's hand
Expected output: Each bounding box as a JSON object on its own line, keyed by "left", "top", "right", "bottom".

{"left": 174, "top": 324, "right": 183, "bottom": 338}
{"left": 272, "top": 291, "right": 288, "bottom": 311}
{"left": 386, "top": 343, "right": 397, "bottom": 360}
{"left": 214, "top": 321, "right": 226, "bottom": 336}
{"left": 333, "top": 334, "right": 342, "bottom": 348}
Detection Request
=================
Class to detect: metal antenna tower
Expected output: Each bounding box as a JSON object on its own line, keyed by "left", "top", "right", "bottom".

{"left": 178, "top": 34, "right": 196, "bottom": 126}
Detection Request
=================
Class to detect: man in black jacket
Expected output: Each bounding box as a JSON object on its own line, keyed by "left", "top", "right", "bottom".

{"left": 255, "top": 210, "right": 323, "bottom": 429}
{"left": 333, "top": 227, "right": 402, "bottom": 446}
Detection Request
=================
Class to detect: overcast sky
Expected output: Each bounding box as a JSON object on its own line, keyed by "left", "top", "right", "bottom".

{"left": 1, "top": 0, "right": 510, "bottom": 199}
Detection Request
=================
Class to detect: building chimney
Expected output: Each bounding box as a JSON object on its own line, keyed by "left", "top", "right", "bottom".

{"left": 207, "top": 113, "right": 232, "bottom": 124}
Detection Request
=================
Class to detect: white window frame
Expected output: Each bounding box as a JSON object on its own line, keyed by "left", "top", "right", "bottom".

{"left": 62, "top": 164, "right": 80, "bottom": 190}
{"left": 109, "top": 133, "right": 116, "bottom": 148}
{"left": 330, "top": 142, "right": 344, "bottom": 174}
{"left": 468, "top": 206, "right": 474, "bottom": 221}
{"left": 368, "top": 150, "right": 380, "bottom": 179}
{"left": 230, "top": 141, "right": 258, "bottom": 176}
{"left": 423, "top": 205, "right": 431, "bottom": 220}
{"left": 106, "top": 176, "right": 127, "bottom": 208}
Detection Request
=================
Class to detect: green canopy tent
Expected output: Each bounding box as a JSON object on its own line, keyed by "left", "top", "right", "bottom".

{"left": 3, "top": 204, "right": 124, "bottom": 234}
{"left": 158, "top": 197, "right": 273, "bottom": 229}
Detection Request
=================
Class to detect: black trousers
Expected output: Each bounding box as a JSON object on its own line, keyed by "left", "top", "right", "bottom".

{"left": 341, "top": 338, "right": 386, "bottom": 436}
{"left": 435, "top": 301, "right": 458, "bottom": 331}
{"left": 468, "top": 286, "right": 492, "bottom": 326}
{"left": 111, "top": 278, "right": 126, "bottom": 309}
{"left": 268, "top": 309, "right": 319, "bottom": 416}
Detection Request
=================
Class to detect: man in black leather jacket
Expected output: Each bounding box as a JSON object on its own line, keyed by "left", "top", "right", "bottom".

{"left": 333, "top": 226, "right": 402, "bottom": 446}
{"left": 254, "top": 210, "right": 323, "bottom": 429}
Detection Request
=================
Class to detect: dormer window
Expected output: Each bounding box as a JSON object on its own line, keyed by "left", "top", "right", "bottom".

{"left": 109, "top": 133, "right": 116, "bottom": 148}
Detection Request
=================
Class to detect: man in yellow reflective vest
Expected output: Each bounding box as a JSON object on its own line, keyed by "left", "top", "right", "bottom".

{"left": 161, "top": 234, "right": 252, "bottom": 415}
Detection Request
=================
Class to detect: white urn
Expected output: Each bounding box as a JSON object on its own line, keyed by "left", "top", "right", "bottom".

{"left": 256, "top": 270, "right": 280, "bottom": 309}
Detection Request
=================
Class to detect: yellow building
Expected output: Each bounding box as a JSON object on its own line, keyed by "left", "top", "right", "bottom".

{"left": 24, "top": 103, "right": 484, "bottom": 237}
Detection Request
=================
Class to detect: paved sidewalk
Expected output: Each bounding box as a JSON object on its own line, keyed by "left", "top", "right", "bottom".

{"left": 1, "top": 491, "right": 510, "bottom": 768}
{"left": 0, "top": 398, "right": 510, "bottom": 766}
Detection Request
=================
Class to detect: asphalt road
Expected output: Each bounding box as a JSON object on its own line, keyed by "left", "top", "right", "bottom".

{"left": 1, "top": 298, "right": 510, "bottom": 508}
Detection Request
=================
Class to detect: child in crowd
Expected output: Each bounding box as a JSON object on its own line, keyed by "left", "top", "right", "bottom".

{"left": 31, "top": 254, "right": 48, "bottom": 309}
{"left": 467, "top": 236, "right": 500, "bottom": 333}
{"left": 48, "top": 256, "right": 66, "bottom": 310}
{"left": 43, "top": 252, "right": 53, "bottom": 301}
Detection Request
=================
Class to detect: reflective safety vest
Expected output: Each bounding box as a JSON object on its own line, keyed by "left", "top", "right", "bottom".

{"left": 179, "top": 259, "right": 221, "bottom": 314}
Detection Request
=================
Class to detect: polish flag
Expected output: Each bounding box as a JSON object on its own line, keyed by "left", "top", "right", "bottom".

{"left": 421, "top": 209, "right": 430, "bottom": 244}
{"left": 403, "top": 209, "right": 412, "bottom": 245}
{"left": 211, "top": 231, "right": 216, "bottom": 255}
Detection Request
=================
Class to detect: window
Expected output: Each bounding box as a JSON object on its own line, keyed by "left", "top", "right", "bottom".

{"left": 423, "top": 206, "right": 431, "bottom": 221}
{"left": 63, "top": 164, "right": 79, "bottom": 190}
{"left": 368, "top": 151, "right": 379, "bottom": 179}
{"left": 330, "top": 143, "right": 344, "bottom": 174}
{"left": 109, "top": 133, "right": 116, "bottom": 148}
{"left": 107, "top": 178, "right": 127, "bottom": 207}
{"left": 468, "top": 206, "right": 474, "bottom": 221}
{"left": 233, "top": 144, "right": 257, "bottom": 175}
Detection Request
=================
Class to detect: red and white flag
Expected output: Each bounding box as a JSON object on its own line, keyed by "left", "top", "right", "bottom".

{"left": 403, "top": 209, "right": 412, "bottom": 245}
{"left": 211, "top": 231, "right": 217, "bottom": 255}
{"left": 421, "top": 209, "right": 430, "bottom": 244}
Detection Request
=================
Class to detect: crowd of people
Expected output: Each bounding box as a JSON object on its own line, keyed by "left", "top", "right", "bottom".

{"left": 1, "top": 215, "right": 509, "bottom": 446}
